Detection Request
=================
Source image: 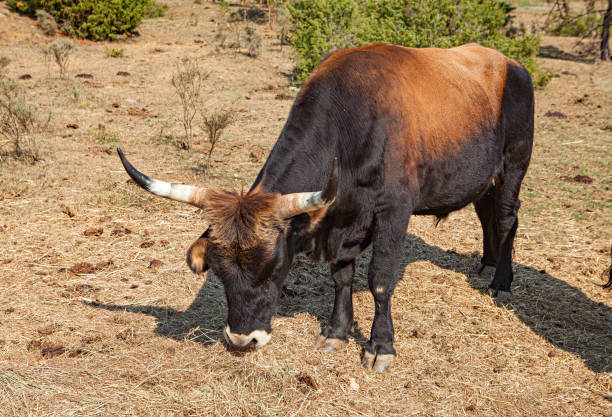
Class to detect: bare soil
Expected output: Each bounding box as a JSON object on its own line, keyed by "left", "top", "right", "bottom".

{"left": 0, "top": 1, "right": 610, "bottom": 416}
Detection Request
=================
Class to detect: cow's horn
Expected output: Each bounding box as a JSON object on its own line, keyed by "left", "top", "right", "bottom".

{"left": 277, "top": 158, "right": 338, "bottom": 218}
{"left": 117, "top": 148, "right": 209, "bottom": 207}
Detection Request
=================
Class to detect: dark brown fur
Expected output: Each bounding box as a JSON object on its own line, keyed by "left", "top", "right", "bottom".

{"left": 203, "top": 189, "right": 285, "bottom": 267}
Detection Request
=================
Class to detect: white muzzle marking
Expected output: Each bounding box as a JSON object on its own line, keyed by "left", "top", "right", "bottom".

{"left": 223, "top": 325, "right": 271, "bottom": 349}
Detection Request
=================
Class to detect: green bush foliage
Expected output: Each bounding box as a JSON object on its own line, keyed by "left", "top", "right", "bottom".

{"left": 286, "top": 0, "right": 540, "bottom": 80}
{"left": 6, "top": 0, "right": 166, "bottom": 40}
{"left": 547, "top": 14, "right": 601, "bottom": 37}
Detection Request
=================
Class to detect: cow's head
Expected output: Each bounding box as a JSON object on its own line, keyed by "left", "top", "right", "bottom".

{"left": 117, "top": 149, "right": 337, "bottom": 350}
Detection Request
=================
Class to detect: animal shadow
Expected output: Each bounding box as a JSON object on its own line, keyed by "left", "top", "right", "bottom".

{"left": 538, "top": 45, "right": 595, "bottom": 64}
{"left": 93, "top": 233, "right": 611, "bottom": 373}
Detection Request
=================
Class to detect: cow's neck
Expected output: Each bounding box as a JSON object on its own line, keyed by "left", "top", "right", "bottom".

{"left": 251, "top": 125, "right": 335, "bottom": 196}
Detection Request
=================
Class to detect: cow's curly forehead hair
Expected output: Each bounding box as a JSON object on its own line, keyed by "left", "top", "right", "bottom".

{"left": 203, "top": 188, "right": 286, "bottom": 251}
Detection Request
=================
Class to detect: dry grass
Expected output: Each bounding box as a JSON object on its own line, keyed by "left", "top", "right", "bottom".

{"left": 0, "top": 1, "right": 610, "bottom": 416}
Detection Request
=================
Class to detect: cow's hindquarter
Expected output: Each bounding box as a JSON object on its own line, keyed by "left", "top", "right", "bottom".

{"left": 485, "top": 60, "right": 534, "bottom": 295}
{"left": 384, "top": 44, "right": 511, "bottom": 216}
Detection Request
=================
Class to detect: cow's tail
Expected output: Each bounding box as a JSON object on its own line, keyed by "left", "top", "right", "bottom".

{"left": 602, "top": 244, "right": 612, "bottom": 289}
{"left": 603, "top": 265, "right": 612, "bottom": 289}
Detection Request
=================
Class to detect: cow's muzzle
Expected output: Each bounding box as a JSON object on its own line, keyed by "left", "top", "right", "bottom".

{"left": 223, "top": 325, "right": 271, "bottom": 350}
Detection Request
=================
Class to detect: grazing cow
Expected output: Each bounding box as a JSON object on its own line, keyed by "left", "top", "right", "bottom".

{"left": 117, "top": 43, "right": 534, "bottom": 372}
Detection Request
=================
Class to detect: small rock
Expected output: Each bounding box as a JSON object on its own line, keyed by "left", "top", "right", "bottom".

{"left": 127, "top": 107, "right": 150, "bottom": 117}
{"left": 116, "top": 71, "right": 130, "bottom": 76}
{"left": 67, "top": 348, "right": 87, "bottom": 358}
{"left": 560, "top": 174, "right": 593, "bottom": 184}
{"left": 296, "top": 372, "right": 318, "bottom": 391}
{"left": 18, "top": 74, "right": 32, "bottom": 80}
{"left": 69, "top": 262, "right": 96, "bottom": 275}
{"left": 37, "top": 324, "right": 59, "bottom": 336}
{"left": 66, "top": 123, "right": 79, "bottom": 129}
{"left": 111, "top": 225, "right": 131, "bottom": 236}
{"left": 42, "top": 345, "right": 65, "bottom": 359}
{"left": 27, "top": 339, "right": 42, "bottom": 352}
{"left": 544, "top": 111, "right": 567, "bottom": 119}
{"left": 274, "top": 93, "right": 295, "bottom": 100}
{"left": 148, "top": 259, "right": 164, "bottom": 269}
{"left": 75, "top": 73, "right": 93, "bottom": 79}
{"left": 60, "top": 204, "right": 76, "bottom": 218}
{"left": 94, "top": 259, "right": 114, "bottom": 271}
{"left": 83, "top": 227, "right": 103, "bottom": 237}
{"left": 83, "top": 80, "right": 105, "bottom": 88}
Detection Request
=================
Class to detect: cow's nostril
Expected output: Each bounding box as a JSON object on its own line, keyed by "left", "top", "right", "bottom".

{"left": 251, "top": 337, "right": 258, "bottom": 346}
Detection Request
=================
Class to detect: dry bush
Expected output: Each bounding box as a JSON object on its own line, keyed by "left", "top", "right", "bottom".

{"left": 0, "top": 55, "right": 10, "bottom": 78}
{"left": 245, "top": 23, "right": 262, "bottom": 57}
{"left": 0, "top": 80, "right": 51, "bottom": 163}
{"left": 275, "top": 5, "right": 291, "bottom": 49}
{"left": 213, "top": 3, "right": 231, "bottom": 48}
{"left": 36, "top": 9, "right": 57, "bottom": 36}
{"left": 200, "top": 109, "right": 234, "bottom": 170}
{"left": 171, "top": 57, "right": 208, "bottom": 150}
{"left": 43, "top": 39, "right": 75, "bottom": 79}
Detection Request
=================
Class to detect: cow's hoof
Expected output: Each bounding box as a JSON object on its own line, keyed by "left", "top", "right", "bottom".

{"left": 488, "top": 289, "right": 512, "bottom": 305}
{"left": 475, "top": 263, "right": 496, "bottom": 279}
{"left": 315, "top": 334, "right": 346, "bottom": 352}
{"left": 360, "top": 350, "right": 395, "bottom": 372}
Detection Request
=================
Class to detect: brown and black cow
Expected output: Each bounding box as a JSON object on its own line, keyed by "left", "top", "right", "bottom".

{"left": 117, "top": 43, "right": 534, "bottom": 372}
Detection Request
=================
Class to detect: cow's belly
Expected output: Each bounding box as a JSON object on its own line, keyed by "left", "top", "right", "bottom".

{"left": 411, "top": 136, "right": 502, "bottom": 216}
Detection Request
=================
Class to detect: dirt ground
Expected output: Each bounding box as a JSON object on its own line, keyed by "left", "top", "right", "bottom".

{"left": 0, "top": 1, "right": 610, "bottom": 416}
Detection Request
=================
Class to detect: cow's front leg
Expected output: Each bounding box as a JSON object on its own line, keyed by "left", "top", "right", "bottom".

{"left": 316, "top": 259, "right": 355, "bottom": 352}
{"left": 362, "top": 205, "right": 410, "bottom": 372}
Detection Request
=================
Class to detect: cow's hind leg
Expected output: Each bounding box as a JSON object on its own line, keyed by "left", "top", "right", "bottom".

{"left": 474, "top": 184, "right": 499, "bottom": 282}
{"left": 487, "top": 62, "right": 534, "bottom": 303}
{"left": 488, "top": 158, "right": 530, "bottom": 303}
{"left": 316, "top": 259, "right": 355, "bottom": 352}
{"left": 361, "top": 202, "right": 411, "bottom": 372}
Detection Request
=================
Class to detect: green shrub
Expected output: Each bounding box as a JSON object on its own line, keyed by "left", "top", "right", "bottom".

{"left": 547, "top": 14, "right": 601, "bottom": 37}
{"left": 7, "top": 0, "right": 166, "bottom": 41}
{"left": 533, "top": 70, "right": 556, "bottom": 90}
{"left": 5, "top": 0, "right": 42, "bottom": 16}
{"left": 104, "top": 47, "right": 124, "bottom": 58}
{"left": 286, "top": 0, "right": 540, "bottom": 80}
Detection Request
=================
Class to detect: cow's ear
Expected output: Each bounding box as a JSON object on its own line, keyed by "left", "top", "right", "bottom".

{"left": 187, "top": 237, "right": 209, "bottom": 274}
